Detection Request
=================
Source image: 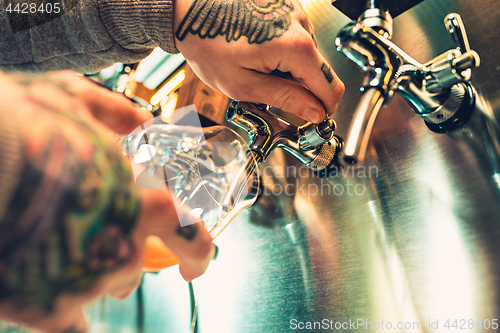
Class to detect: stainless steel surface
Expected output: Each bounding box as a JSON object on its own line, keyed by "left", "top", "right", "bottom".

{"left": 227, "top": 101, "right": 339, "bottom": 171}
{"left": 86, "top": 0, "right": 500, "bottom": 332}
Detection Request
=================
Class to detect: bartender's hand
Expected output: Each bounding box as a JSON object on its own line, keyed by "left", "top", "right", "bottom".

{"left": 174, "top": 0, "right": 344, "bottom": 123}
{"left": 0, "top": 71, "right": 215, "bottom": 333}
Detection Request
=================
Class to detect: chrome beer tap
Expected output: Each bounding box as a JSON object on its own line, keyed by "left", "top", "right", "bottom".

{"left": 335, "top": 7, "right": 480, "bottom": 164}
{"left": 226, "top": 101, "right": 341, "bottom": 171}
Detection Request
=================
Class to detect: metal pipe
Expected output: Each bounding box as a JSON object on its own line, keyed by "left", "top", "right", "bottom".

{"left": 341, "top": 88, "right": 385, "bottom": 164}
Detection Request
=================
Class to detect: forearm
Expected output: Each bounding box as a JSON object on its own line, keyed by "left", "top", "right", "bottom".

{"left": 0, "top": 0, "right": 178, "bottom": 73}
{"left": 0, "top": 71, "right": 140, "bottom": 309}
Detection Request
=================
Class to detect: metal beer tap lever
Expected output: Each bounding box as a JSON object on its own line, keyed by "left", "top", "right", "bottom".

{"left": 226, "top": 101, "right": 341, "bottom": 171}
{"left": 335, "top": 9, "right": 480, "bottom": 164}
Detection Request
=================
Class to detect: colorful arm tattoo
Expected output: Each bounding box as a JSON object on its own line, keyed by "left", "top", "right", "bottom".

{"left": 176, "top": 0, "right": 294, "bottom": 44}
{"left": 0, "top": 74, "right": 139, "bottom": 312}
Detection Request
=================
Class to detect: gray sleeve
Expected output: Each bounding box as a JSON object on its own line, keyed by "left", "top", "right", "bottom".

{"left": 0, "top": 0, "right": 179, "bottom": 73}
{"left": 0, "top": 106, "right": 23, "bottom": 225}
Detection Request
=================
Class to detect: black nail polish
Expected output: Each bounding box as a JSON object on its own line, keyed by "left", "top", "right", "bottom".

{"left": 212, "top": 244, "right": 219, "bottom": 261}
{"left": 176, "top": 224, "right": 198, "bottom": 241}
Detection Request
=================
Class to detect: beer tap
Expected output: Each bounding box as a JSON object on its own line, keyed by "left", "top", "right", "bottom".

{"left": 335, "top": 5, "right": 480, "bottom": 164}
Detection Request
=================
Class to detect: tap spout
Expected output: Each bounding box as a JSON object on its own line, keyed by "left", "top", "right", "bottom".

{"left": 226, "top": 100, "right": 295, "bottom": 161}
{"left": 341, "top": 88, "right": 385, "bottom": 165}
{"left": 226, "top": 100, "right": 340, "bottom": 171}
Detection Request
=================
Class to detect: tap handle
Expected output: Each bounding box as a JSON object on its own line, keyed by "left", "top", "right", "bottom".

{"left": 444, "top": 13, "right": 470, "bottom": 53}
{"left": 424, "top": 13, "right": 480, "bottom": 92}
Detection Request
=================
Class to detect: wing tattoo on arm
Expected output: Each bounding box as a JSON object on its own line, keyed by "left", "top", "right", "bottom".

{"left": 176, "top": 0, "right": 294, "bottom": 44}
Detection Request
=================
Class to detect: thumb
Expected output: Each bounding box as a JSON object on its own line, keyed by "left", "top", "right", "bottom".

{"left": 233, "top": 70, "right": 326, "bottom": 123}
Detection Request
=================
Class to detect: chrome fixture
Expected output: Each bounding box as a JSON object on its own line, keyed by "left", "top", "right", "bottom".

{"left": 226, "top": 101, "right": 341, "bottom": 171}
{"left": 336, "top": 9, "right": 480, "bottom": 164}
{"left": 332, "top": 0, "right": 424, "bottom": 21}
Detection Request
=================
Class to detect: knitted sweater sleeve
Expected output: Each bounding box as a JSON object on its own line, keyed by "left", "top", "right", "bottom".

{"left": 0, "top": 0, "right": 179, "bottom": 73}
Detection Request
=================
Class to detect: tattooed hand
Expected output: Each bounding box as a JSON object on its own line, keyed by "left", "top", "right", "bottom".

{"left": 0, "top": 70, "right": 215, "bottom": 333}
{"left": 174, "top": 0, "right": 344, "bottom": 123}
